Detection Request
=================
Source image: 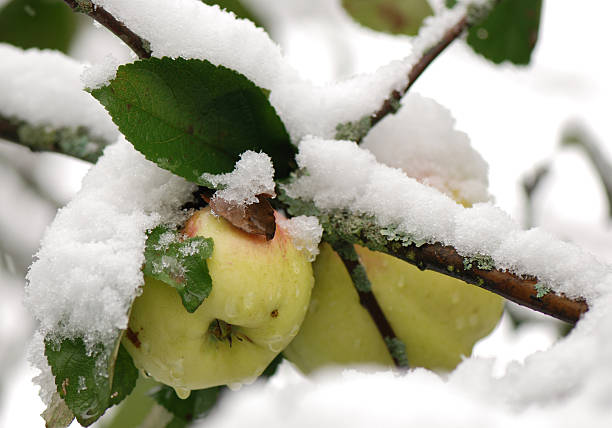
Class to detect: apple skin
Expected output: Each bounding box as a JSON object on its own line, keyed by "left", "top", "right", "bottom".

{"left": 122, "top": 207, "right": 314, "bottom": 396}
{"left": 283, "top": 243, "right": 503, "bottom": 372}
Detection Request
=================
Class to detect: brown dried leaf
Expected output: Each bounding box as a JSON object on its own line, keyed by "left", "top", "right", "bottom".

{"left": 42, "top": 392, "right": 75, "bottom": 428}
{"left": 209, "top": 194, "right": 276, "bottom": 240}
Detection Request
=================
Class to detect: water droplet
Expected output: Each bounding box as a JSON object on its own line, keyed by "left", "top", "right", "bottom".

{"left": 396, "top": 276, "right": 406, "bottom": 288}
{"left": 266, "top": 335, "right": 284, "bottom": 352}
{"left": 469, "top": 314, "right": 479, "bottom": 326}
{"left": 225, "top": 299, "right": 238, "bottom": 318}
{"left": 174, "top": 387, "right": 191, "bottom": 399}
{"left": 455, "top": 317, "right": 465, "bottom": 330}
{"left": 227, "top": 382, "right": 243, "bottom": 391}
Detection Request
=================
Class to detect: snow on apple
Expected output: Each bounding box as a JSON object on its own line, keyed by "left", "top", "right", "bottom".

{"left": 201, "top": 151, "right": 276, "bottom": 205}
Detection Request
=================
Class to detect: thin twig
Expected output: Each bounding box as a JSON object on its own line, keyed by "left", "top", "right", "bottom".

{"left": 367, "top": 15, "right": 469, "bottom": 136}
{"left": 331, "top": 241, "right": 409, "bottom": 368}
{"left": 562, "top": 123, "right": 612, "bottom": 219}
{"left": 63, "top": 0, "right": 151, "bottom": 59}
{"left": 522, "top": 163, "right": 550, "bottom": 229}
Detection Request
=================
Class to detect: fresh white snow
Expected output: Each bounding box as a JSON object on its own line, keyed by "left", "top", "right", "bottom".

{"left": 12, "top": 0, "right": 612, "bottom": 425}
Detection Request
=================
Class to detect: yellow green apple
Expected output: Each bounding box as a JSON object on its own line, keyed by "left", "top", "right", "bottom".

{"left": 122, "top": 207, "right": 314, "bottom": 397}
{"left": 283, "top": 243, "right": 504, "bottom": 372}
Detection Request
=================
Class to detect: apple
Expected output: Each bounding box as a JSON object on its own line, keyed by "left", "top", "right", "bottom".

{"left": 283, "top": 243, "right": 504, "bottom": 372}
{"left": 122, "top": 207, "right": 314, "bottom": 397}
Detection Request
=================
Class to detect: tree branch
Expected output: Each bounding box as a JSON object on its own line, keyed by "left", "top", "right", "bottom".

{"left": 63, "top": 0, "right": 151, "bottom": 59}
{"left": 333, "top": 213, "right": 586, "bottom": 325}
{"left": 280, "top": 196, "right": 588, "bottom": 325}
{"left": 368, "top": 15, "right": 469, "bottom": 136}
{"left": 562, "top": 123, "right": 612, "bottom": 219}
{"left": 335, "top": 13, "right": 471, "bottom": 142}
{"left": 0, "top": 115, "right": 109, "bottom": 163}
{"left": 331, "top": 241, "right": 409, "bottom": 368}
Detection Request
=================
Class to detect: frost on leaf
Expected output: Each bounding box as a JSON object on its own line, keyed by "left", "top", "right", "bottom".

{"left": 144, "top": 225, "right": 214, "bottom": 313}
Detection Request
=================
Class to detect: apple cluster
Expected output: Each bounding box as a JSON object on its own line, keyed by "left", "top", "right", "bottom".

{"left": 123, "top": 203, "right": 503, "bottom": 398}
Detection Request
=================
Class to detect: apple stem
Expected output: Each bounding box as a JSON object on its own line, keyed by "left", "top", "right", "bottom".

{"left": 332, "top": 241, "right": 410, "bottom": 369}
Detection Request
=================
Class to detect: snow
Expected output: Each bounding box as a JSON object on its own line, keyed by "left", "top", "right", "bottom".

{"left": 285, "top": 137, "right": 609, "bottom": 301}
{"left": 276, "top": 215, "right": 323, "bottom": 261}
{"left": 81, "top": 54, "right": 120, "bottom": 90}
{"left": 200, "top": 357, "right": 612, "bottom": 428}
{"left": 25, "top": 139, "right": 196, "bottom": 349}
{"left": 362, "top": 93, "right": 490, "bottom": 204}
{"left": 202, "top": 151, "right": 276, "bottom": 205}
{"left": 0, "top": 44, "right": 118, "bottom": 142}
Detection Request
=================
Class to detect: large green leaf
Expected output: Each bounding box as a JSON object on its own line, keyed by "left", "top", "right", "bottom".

{"left": 44, "top": 337, "right": 138, "bottom": 426}
{"left": 466, "top": 0, "right": 542, "bottom": 65}
{"left": 341, "top": 0, "right": 433, "bottom": 36}
{"left": 0, "top": 0, "right": 78, "bottom": 52}
{"left": 90, "top": 57, "right": 295, "bottom": 182}
{"left": 143, "top": 225, "right": 214, "bottom": 313}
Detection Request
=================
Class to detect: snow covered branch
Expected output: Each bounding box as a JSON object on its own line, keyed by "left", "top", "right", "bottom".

{"left": 308, "top": 206, "right": 587, "bottom": 325}
{"left": 0, "top": 114, "right": 108, "bottom": 163}
{"left": 63, "top": 0, "right": 151, "bottom": 59}
{"left": 364, "top": 14, "right": 471, "bottom": 143}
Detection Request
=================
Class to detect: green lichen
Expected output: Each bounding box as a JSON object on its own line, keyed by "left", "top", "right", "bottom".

{"left": 351, "top": 264, "right": 372, "bottom": 293}
{"left": 334, "top": 116, "right": 372, "bottom": 142}
{"left": 384, "top": 337, "right": 410, "bottom": 368}
{"left": 74, "top": 0, "right": 94, "bottom": 14}
{"left": 380, "top": 224, "right": 428, "bottom": 248}
{"left": 535, "top": 283, "right": 552, "bottom": 299}
{"left": 16, "top": 122, "right": 107, "bottom": 163}
{"left": 463, "top": 254, "right": 495, "bottom": 271}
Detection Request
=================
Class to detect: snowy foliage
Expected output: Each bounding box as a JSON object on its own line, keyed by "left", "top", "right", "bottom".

{"left": 25, "top": 140, "right": 195, "bottom": 348}
{"left": 7, "top": 0, "right": 612, "bottom": 425}
{"left": 0, "top": 43, "right": 118, "bottom": 141}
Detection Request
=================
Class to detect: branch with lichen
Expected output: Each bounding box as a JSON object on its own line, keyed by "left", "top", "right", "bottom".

{"left": 280, "top": 194, "right": 588, "bottom": 325}
{"left": 0, "top": 115, "right": 109, "bottom": 163}
{"left": 331, "top": 241, "right": 409, "bottom": 368}
{"left": 63, "top": 0, "right": 151, "bottom": 59}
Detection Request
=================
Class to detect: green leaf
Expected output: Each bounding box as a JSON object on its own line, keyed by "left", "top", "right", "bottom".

{"left": 201, "top": 0, "right": 264, "bottom": 28}
{"left": 150, "top": 385, "right": 222, "bottom": 424}
{"left": 341, "top": 0, "right": 433, "bottom": 36}
{"left": 90, "top": 57, "right": 295, "bottom": 182}
{"left": 44, "top": 337, "right": 138, "bottom": 426}
{"left": 0, "top": 0, "right": 78, "bottom": 53}
{"left": 144, "top": 225, "right": 214, "bottom": 313}
{"left": 109, "top": 344, "right": 140, "bottom": 406}
{"left": 466, "top": 0, "right": 542, "bottom": 65}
